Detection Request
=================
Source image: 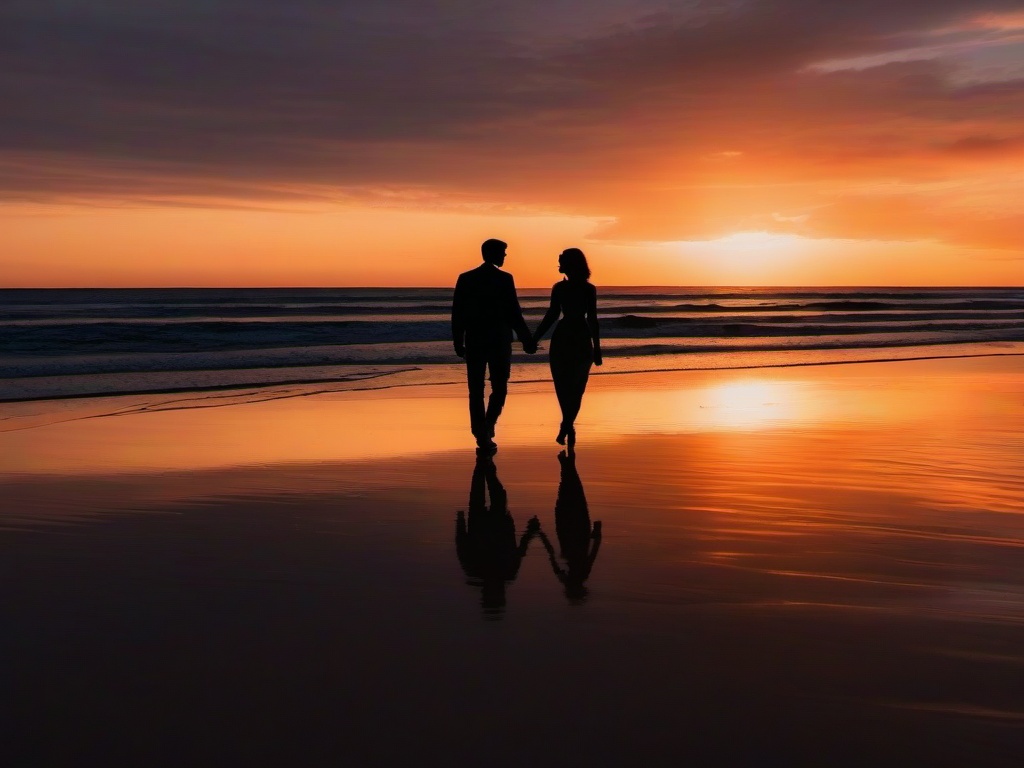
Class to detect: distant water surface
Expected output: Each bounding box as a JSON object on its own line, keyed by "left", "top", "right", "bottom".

{"left": 1, "top": 287, "right": 1021, "bottom": 401}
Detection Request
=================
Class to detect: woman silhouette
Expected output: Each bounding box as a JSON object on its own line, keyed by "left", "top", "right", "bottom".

{"left": 532, "top": 248, "right": 602, "bottom": 448}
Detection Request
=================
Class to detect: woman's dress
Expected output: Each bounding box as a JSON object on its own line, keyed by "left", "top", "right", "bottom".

{"left": 549, "top": 281, "right": 594, "bottom": 395}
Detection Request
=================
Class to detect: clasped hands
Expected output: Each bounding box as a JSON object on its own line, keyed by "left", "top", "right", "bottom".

{"left": 453, "top": 337, "right": 537, "bottom": 358}
{"left": 455, "top": 339, "right": 600, "bottom": 361}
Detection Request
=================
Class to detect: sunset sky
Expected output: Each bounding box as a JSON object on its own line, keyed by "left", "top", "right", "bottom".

{"left": 2, "top": 0, "right": 1022, "bottom": 287}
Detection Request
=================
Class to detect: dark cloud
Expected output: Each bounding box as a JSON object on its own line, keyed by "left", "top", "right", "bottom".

{"left": 2, "top": 0, "right": 1023, "bottom": 248}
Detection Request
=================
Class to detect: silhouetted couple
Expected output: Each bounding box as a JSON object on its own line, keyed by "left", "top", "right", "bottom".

{"left": 455, "top": 451, "right": 602, "bottom": 616}
{"left": 451, "top": 238, "right": 602, "bottom": 453}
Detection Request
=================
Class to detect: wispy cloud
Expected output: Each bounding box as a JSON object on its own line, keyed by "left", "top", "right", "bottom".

{"left": 1, "top": 0, "right": 1022, "bottom": 252}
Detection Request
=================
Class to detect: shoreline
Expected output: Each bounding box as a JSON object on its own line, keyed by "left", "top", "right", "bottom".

{"left": 2, "top": 339, "right": 1022, "bottom": 408}
{"left": 4, "top": 352, "right": 1023, "bottom": 474}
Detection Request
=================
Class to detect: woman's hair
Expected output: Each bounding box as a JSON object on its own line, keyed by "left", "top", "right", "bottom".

{"left": 559, "top": 248, "right": 591, "bottom": 281}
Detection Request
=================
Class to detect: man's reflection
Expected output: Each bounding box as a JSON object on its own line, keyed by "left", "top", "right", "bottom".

{"left": 456, "top": 455, "right": 538, "bottom": 618}
{"left": 537, "top": 450, "right": 602, "bottom": 604}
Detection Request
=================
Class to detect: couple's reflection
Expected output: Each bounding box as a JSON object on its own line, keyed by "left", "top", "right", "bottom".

{"left": 455, "top": 452, "right": 602, "bottom": 617}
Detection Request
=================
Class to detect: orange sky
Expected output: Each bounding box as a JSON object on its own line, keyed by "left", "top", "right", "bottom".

{"left": 1, "top": 1, "right": 1021, "bottom": 287}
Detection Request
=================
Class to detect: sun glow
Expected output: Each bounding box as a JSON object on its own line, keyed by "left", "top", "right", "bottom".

{"left": 704, "top": 232, "right": 808, "bottom": 251}
{"left": 669, "top": 231, "right": 812, "bottom": 284}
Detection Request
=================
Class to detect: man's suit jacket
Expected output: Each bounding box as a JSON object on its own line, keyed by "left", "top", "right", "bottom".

{"left": 451, "top": 263, "right": 531, "bottom": 349}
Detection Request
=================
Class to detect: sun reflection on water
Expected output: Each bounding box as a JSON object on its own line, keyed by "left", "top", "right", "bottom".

{"left": 695, "top": 378, "right": 810, "bottom": 430}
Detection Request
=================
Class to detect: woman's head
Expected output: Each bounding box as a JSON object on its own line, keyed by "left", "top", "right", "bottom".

{"left": 558, "top": 248, "right": 591, "bottom": 281}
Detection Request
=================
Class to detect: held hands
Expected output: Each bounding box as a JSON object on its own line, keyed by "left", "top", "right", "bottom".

{"left": 522, "top": 337, "right": 538, "bottom": 355}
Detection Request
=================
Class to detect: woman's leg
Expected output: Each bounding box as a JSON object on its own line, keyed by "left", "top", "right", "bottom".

{"left": 561, "top": 368, "right": 588, "bottom": 426}
{"left": 560, "top": 359, "right": 592, "bottom": 447}
{"left": 551, "top": 357, "right": 573, "bottom": 443}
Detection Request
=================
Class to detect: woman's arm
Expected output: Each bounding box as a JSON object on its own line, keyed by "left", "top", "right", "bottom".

{"left": 532, "top": 283, "right": 561, "bottom": 343}
{"left": 587, "top": 284, "right": 602, "bottom": 365}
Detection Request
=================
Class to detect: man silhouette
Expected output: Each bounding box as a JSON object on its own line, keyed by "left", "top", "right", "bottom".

{"left": 452, "top": 238, "right": 536, "bottom": 451}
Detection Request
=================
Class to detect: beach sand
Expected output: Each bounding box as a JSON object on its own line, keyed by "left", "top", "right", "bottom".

{"left": 2, "top": 356, "right": 1023, "bottom": 766}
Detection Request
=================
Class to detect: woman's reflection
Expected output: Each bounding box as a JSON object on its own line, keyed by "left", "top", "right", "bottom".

{"left": 537, "top": 450, "right": 602, "bottom": 604}
{"left": 455, "top": 455, "right": 539, "bottom": 618}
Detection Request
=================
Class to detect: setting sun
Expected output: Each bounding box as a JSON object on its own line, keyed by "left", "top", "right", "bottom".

{"left": 1, "top": 0, "right": 1022, "bottom": 286}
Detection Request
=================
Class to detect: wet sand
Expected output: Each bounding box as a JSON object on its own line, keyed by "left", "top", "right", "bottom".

{"left": 2, "top": 357, "right": 1023, "bottom": 766}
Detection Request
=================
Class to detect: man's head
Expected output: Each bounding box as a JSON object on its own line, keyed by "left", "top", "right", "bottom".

{"left": 481, "top": 238, "right": 507, "bottom": 267}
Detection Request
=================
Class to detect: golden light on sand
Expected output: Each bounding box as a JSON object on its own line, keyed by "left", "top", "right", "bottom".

{"left": 696, "top": 379, "right": 809, "bottom": 431}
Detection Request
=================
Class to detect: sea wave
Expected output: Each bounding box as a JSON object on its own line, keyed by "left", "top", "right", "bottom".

{"left": 3, "top": 342, "right": 1023, "bottom": 405}
{"left": 3, "top": 317, "right": 1021, "bottom": 357}
{"left": 1, "top": 286, "right": 1020, "bottom": 403}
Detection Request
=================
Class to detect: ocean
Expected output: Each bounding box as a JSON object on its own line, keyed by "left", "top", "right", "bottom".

{"left": 1, "top": 287, "right": 1022, "bottom": 402}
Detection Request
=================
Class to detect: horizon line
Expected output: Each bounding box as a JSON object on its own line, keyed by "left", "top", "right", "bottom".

{"left": 1, "top": 284, "right": 1022, "bottom": 291}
